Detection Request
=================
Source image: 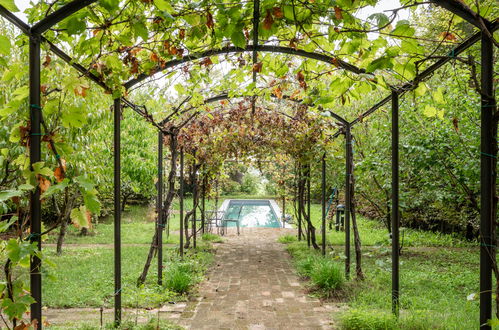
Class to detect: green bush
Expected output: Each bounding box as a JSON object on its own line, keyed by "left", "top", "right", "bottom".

{"left": 164, "top": 265, "right": 193, "bottom": 294}
{"left": 341, "top": 309, "right": 398, "bottom": 330}
{"left": 278, "top": 234, "right": 297, "bottom": 244}
{"left": 309, "top": 257, "right": 344, "bottom": 291}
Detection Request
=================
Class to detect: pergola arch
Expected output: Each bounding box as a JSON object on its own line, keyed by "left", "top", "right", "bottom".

{"left": 0, "top": 0, "right": 496, "bottom": 328}
{"left": 158, "top": 92, "right": 348, "bottom": 127}
{"left": 124, "top": 45, "right": 367, "bottom": 90}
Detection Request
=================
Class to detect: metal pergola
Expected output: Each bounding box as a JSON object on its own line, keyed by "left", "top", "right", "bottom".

{"left": 0, "top": 1, "right": 496, "bottom": 328}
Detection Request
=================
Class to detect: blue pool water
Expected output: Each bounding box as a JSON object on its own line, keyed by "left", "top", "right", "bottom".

{"left": 223, "top": 200, "right": 281, "bottom": 228}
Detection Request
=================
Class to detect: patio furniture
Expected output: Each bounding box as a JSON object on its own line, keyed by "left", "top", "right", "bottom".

{"left": 220, "top": 206, "right": 242, "bottom": 236}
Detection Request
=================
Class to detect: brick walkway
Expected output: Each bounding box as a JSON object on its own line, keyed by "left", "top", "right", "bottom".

{"left": 178, "top": 228, "right": 336, "bottom": 329}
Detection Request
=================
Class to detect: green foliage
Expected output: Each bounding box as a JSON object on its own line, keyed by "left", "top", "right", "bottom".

{"left": 285, "top": 241, "right": 343, "bottom": 294}
{"left": 202, "top": 233, "right": 223, "bottom": 243}
{"left": 164, "top": 264, "right": 193, "bottom": 294}
{"left": 341, "top": 309, "right": 397, "bottom": 330}
{"left": 277, "top": 234, "right": 297, "bottom": 244}
{"left": 309, "top": 258, "right": 344, "bottom": 291}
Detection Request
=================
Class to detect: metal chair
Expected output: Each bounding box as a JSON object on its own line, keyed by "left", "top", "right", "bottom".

{"left": 220, "top": 206, "right": 241, "bottom": 236}
{"left": 204, "top": 210, "right": 225, "bottom": 234}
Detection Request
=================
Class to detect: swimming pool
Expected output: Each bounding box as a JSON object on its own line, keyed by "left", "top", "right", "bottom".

{"left": 221, "top": 199, "right": 283, "bottom": 228}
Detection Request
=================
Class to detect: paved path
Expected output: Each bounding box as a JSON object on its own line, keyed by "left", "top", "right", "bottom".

{"left": 178, "top": 228, "right": 336, "bottom": 329}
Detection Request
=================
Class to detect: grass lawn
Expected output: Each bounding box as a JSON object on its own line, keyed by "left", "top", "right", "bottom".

{"left": 279, "top": 212, "right": 485, "bottom": 329}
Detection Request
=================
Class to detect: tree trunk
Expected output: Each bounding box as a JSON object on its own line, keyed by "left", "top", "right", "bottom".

{"left": 56, "top": 219, "right": 68, "bottom": 255}
{"left": 349, "top": 145, "right": 364, "bottom": 280}
{"left": 137, "top": 134, "right": 178, "bottom": 286}
{"left": 299, "top": 165, "right": 319, "bottom": 250}
{"left": 121, "top": 192, "right": 131, "bottom": 212}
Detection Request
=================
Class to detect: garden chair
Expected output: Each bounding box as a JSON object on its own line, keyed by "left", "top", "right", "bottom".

{"left": 220, "top": 205, "right": 242, "bottom": 236}
{"left": 204, "top": 210, "right": 225, "bottom": 234}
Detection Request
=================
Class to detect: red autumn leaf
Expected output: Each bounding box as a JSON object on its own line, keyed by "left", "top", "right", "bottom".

{"left": 11, "top": 196, "right": 20, "bottom": 205}
{"left": 179, "top": 29, "right": 185, "bottom": 39}
{"left": 334, "top": 6, "right": 343, "bottom": 20}
{"left": 42, "top": 55, "right": 51, "bottom": 68}
{"left": 129, "top": 47, "right": 141, "bottom": 55}
{"left": 272, "top": 7, "right": 284, "bottom": 19}
{"left": 331, "top": 57, "right": 340, "bottom": 68}
{"left": 296, "top": 70, "right": 305, "bottom": 82}
{"left": 206, "top": 11, "right": 214, "bottom": 29}
{"left": 252, "top": 62, "right": 263, "bottom": 72}
{"left": 19, "top": 125, "right": 30, "bottom": 146}
{"left": 290, "top": 89, "right": 301, "bottom": 99}
{"left": 130, "top": 59, "right": 139, "bottom": 74}
{"left": 452, "top": 117, "right": 459, "bottom": 132}
{"left": 201, "top": 57, "right": 213, "bottom": 66}
{"left": 74, "top": 85, "right": 89, "bottom": 97}
{"left": 440, "top": 31, "right": 457, "bottom": 41}
{"left": 37, "top": 175, "right": 51, "bottom": 194}
{"left": 263, "top": 10, "right": 274, "bottom": 30}
{"left": 54, "top": 159, "right": 66, "bottom": 183}
{"left": 150, "top": 52, "right": 160, "bottom": 62}
{"left": 273, "top": 86, "right": 283, "bottom": 99}
{"left": 86, "top": 210, "right": 93, "bottom": 229}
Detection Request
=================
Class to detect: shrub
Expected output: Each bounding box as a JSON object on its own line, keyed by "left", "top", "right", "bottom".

{"left": 278, "top": 234, "right": 297, "bottom": 244}
{"left": 164, "top": 265, "right": 193, "bottom": 294}
{"left": 309, "top": 258, "right": 344, "bottom": 291}
{"left": 341, "top": 309, "right": 398, "bottom": 330}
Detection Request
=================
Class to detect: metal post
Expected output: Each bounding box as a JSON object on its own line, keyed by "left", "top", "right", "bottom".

{"left": 391, "top": 91, "right": 400, "bottom": 317}
{"left": 322, "top": 155, "right": 326, "bottom": 256}
{"left": 180, "top": 148, "right": 184, "bottom": 259}
{"left": 345, "top": 123, "right": 351, "bottom": 279}
{"left": 192, "top": 155, "right": 197, "bottom": 249}
{"left": 297, "top": 166, "right": 302, "bottom": 240}
{"left": 282, "top": 196, "right": 285, "bottom": 228}
{"left": 202, "top": 170, "right": 206, "bottom": 234}
{"left": 113, "top": 97, "right": 122, "bottom": 325}
{"left": 157, "top": 131, "right": 163, "bottom": 286}
{"left": 479, "top": 30, "right": 496, "bottom": 330}
{"left": 29, "top": 33, "right": 42, "bottom": 329}
{"left": 307, "top": 164, "right": 311, "bottom": 248}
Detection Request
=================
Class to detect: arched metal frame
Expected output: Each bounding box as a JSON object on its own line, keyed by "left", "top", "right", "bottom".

{"left": 0, "top": 1, "right": 496, "bottom": 328}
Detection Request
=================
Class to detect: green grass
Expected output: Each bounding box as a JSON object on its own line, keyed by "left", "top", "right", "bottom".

{"left": 278, "top": 234, "right": 297, "bottom": 244}
{"left": 309, "top": 257, "right": 344, "bottom": 292}
{"left": 42, "top": 244, "right": 213, "bottom": 308}
{"left": 280, "top": 236, "right": 483, "bottom": 329}
{"left": 201, "top": 232, "right": 224, "bottom": 243}
{"left": 47, "top": 196, "right": 284, "bottom": 245}
{"left": 301, "top": 202, "right": 472, "bottom": 248}
{"left": 47, "top": 318, "right": 183, "bottom": 330}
